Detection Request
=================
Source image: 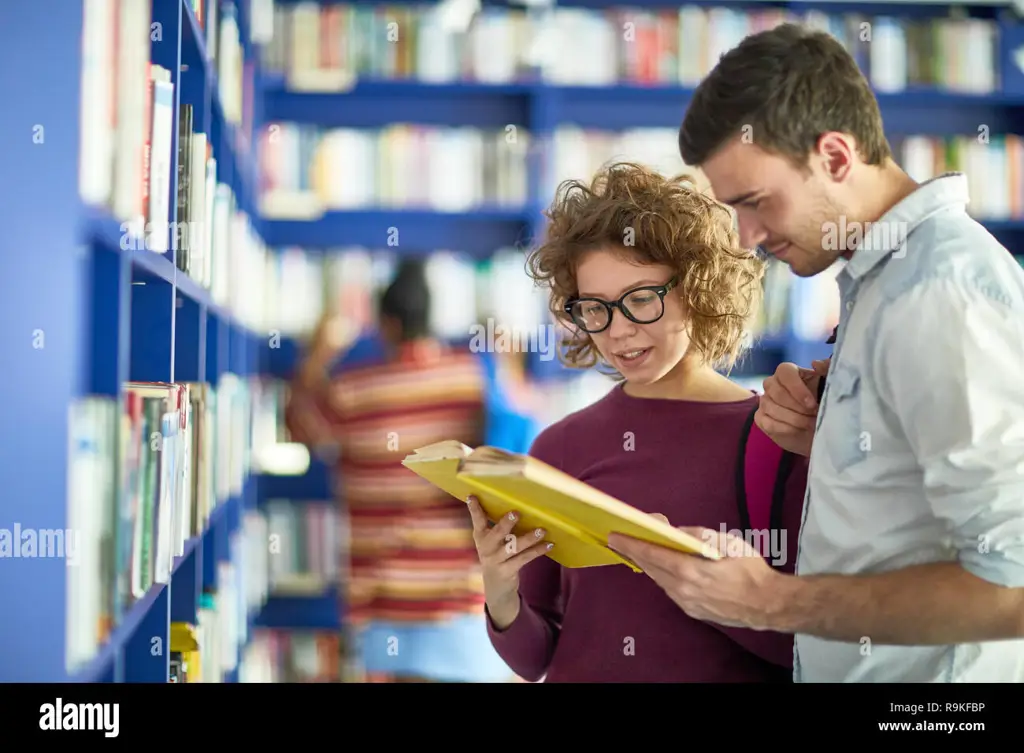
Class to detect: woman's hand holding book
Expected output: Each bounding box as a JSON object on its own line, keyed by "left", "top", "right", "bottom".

{"left": 467, "top": 495, "right": 553, "bottom": 630}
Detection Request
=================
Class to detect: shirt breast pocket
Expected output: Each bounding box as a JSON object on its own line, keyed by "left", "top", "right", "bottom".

{"left": 824, "top": 362, "right": 868, "bottom": 473}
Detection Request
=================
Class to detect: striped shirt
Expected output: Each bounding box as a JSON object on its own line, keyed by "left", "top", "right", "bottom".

{"left": 285, "top": 340, "right": 488, "bottom": 625}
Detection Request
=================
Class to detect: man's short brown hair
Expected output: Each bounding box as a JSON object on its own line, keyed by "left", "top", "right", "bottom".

{"left": 678, "top": 23, "right": 891, "bottom": 168}
{"left": 526, "top": 162, "right": 764, "bottom": 374}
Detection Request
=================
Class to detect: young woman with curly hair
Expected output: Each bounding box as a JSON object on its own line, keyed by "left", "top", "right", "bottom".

{"left": 470, "top": 162, "right": 809, "bottom": 682}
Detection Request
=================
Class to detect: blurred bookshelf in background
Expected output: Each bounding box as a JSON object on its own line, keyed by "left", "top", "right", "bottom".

{"left": 260, "top": 124, "right": 529, "bottom": 215}
{"left": 242, "top": 631, "right": 342, "bottom": 682}
{"left": 252, "top": 1, "right": 1016, "bottom": 410}
{"left": 261, "top": 3, "right": 1001, "bottom": 94}
{"left": 237, "top": 502, "right": 345, "bottom": 683}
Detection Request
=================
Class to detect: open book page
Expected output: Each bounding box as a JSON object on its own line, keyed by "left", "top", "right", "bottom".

{"left": 461, "top": 445, "right": 526, "bottom": 472}
{"left": 401, "top": 439, "right": 473, "bottom": 463}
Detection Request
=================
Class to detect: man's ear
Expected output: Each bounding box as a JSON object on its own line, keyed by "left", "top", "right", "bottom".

{"left": 816, "top": 132, "right": 855, "bottom": 182}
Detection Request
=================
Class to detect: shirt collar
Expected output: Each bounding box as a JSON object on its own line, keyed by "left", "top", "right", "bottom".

{"left": 840, "top": 172, "right": 970, "bottom": 283}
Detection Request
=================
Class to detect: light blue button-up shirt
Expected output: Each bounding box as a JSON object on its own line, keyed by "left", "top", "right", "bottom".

{"left": 794, "top": 173, "right": 1024, "bottom": 682}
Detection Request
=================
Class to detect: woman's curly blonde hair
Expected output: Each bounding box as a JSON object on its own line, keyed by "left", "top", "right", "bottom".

{"left": 526, "top": 161, "right": 766, "bottom": 375}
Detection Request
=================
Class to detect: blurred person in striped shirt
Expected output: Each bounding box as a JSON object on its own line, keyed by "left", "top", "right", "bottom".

{"left": 285, "top": 259, "right": 519, "bottom": 682}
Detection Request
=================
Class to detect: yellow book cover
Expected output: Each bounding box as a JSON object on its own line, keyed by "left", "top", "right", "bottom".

{"left": 401, "top": 440, "right": 718, "bottom": 572}
{"left": 170, "top": 622, "right": 200, "bottom": 683}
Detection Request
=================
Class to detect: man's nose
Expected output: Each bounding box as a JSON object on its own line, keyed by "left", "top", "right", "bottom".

{"left": 737, "top": 213, "right": 768, "bottom": 251}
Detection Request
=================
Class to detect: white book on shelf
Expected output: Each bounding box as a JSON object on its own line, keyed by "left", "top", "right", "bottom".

{"left": 188, "top": 133, "right": 208, "bottom": 281}
{"left": 219, "top": 4, "right": 243, "bottom": 124}
{"left": 65, "top": 398, "right": 111, "bottom": 674}
{"left": 430, "top": 129, "right": 483, "bottom": 210}
{"left": 325, "top": 129, "right": 375, "bottom": 209}
{"left": 417, "top": 8, "right": 460, "bottom": 82}
{"left": 965, "top": 139, "right": 985, "bottom": 218}
{"left": 204, "top": 156, "right": 217, "bottom": 287}
{"left": 78, "top": 0, "right": 115, "bottom": 207}
{"left": 153, "top": 413, "right": 176, "bottom": 586}
{"left": 178, "top": 398, "right": 193, "bottom": 556}
{"left": 228, "top": 211, "right": 246, "bottom": 318}
{"left": 973, "top": 21, "right": 997, "bottom": 93}
{"left": 427, "top": 252, "right": 478, "bottom": 337}
{"left": 206, "top": 0, "right": 219, "bottom": 64}
{"left": 471, "top": 11, "right": 517, "bottom": 83}
{"left": 217, "top": 560, "right": 236, "bottom": 673}
{"left": 288, "top": 2, "right": 320, "bottom": 81}
{"left": 112, "top": 0, "right": 151, "bottom": 228}
{"left": 147, "top": 66, "right": 174, "bottom": 253}
{"left": 868, "top": 18, "right": 907, "bottom": 93}
{"left": 251, "top": 0, "right": 276, "bottom": 45}
{"left": 212, "top": 184, "right": 232, "bottom": 306}
{"left": 901, "top": 136, "right": 935, "bottom": 184}
{"left": 677, "top": 6, "right": 707, "bottom": 86}
{"left": 987, "top": 140, "right": 1010, "bottom": 220}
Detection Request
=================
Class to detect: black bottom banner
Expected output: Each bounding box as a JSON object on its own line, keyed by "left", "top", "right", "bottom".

{"left": 6, "top": 681, "right": 1012, "bottom": 743}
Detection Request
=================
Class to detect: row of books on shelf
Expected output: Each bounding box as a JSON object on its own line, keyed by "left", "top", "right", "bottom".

{"left": 66, "top": 376, "right": 254, "bottom": 675}
{"left": 80, "top": 0, "right": 249, "bottom": 228}
{"left": 240, "top": 630, "right": 343, "bottom": 682}
{"left": 175, "top": 102, "right": 270, "bottom": 335}
{"left": 258, "top": 123, "right": 1024, "bottom": 221}
{"left": 79, "top": 0, "right": 264, "bottom": 313}
{"left": 79, "top": 0, "right": 153, "bottom": 235}
{"left": 169, "top": 583, "right": 250, "bottom": 683}
{"left": 260, "top": 125, "right": 530, "bottom": 216}
{"left": 232, "top": 502, "right": 344, "bottom": 683}
{"left": 186, "top": 0, "right": 253, "bottom": 136}
{"left": 261, "top": 2, "right": 1000, "bottom": 94}
{"left": 262, "top": 501, "right": 345, "bottom": 593}
{"left": 543, "top": 7, "right": 997, "bottom": 93}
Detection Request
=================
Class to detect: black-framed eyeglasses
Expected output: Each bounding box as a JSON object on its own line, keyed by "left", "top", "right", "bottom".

{"left": 564, "top": 277, "right": 679, "bottom": 334}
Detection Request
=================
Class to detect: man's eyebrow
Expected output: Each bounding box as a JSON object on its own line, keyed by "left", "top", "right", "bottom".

{"left": 718, "top": 190, "right": 760, "bottom": 206}
{"left": 578, "top": 279, "right": 664, "bottom": 299}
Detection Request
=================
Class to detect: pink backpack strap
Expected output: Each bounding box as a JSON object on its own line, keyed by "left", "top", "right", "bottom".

{"left": 736, "top": 405, "right": 788, "bottom": 560}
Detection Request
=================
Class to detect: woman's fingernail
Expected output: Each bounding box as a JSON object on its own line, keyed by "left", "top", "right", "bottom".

{"left": 535, "top": 528, "right": 545, "bottom": 537}
{"left": 546, "top": 543, "right": 554, "bottom": 550}
{"left": 508, "top": 512, "right": 517, "bottom": 521}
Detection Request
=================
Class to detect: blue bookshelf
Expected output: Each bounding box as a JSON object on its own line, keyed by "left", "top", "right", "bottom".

{"left": 253, "top": 587, "right": 343, "bottom": 631}
{"left": 260, "top": 208, "right": 535, "bottom": 256}
{"left": 0, "top": 0, "right": 264, "bottom": 682}
{"left": 252, "top": 477, "right": 341, "bottom": 632}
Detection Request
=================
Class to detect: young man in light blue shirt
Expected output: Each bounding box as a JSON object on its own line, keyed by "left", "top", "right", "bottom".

{"left": 609, "top": 22, "right": 1024, "bottom": 682}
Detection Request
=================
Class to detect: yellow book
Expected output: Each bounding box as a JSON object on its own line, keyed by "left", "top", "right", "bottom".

{"left": 401, "top": 440, "right": 718, "bottom": 572}
{"left": 170, "top": 622, "right": 200, "bottom": 683}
